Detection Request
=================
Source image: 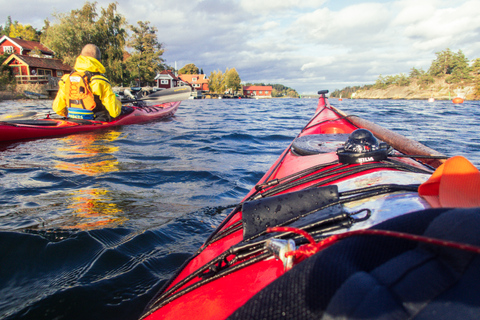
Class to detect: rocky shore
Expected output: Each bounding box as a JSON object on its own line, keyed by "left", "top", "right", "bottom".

{"left": 352, "top": 78, "right": 477, "bottom": 100}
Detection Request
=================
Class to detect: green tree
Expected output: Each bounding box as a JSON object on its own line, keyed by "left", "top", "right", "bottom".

{"left": 179, "top": 63, "right": 199, "bottom": 74}
{"left": 224, "top": 68, "right": 241, "bottom": 93}
{"left": 395, "top": 73, "right": 410, "bottom": 86}
{"left": 208, "top": 70, "right": 225, "bottom": 94}
{"left": 1, "top": 16, "right": 13, "bottom": 37}
{"left": 409, "top": 67, "right": 425, "bottom": 78}
{"left": 0, "top": 52, "right": 15, "bottom": 90}
{"left": 41, "top": 2, "right": 128, "bottom": 85}
{"left": 472, "top": 58, "right": 480, "bottom": 74}
{"left": 9, "top": 22, "right": 39, "bottom": 41}
{"left": 373, "top": 75, "right": 387, "bottom": 89}
{"left": 418, "top": 74, "right": 435, "bottom": 88}
{"left": 126, "top": 21, "right": 165, "bottom": 85}
{"left": 429, "top": 48, "right": 455, "bottom": 76}
{"left": 41, "top": 2, "right": 101, "bottom": 66}
{"left": 95, "top": 3, "right": 127, "bottom": 84}
{"left": 446, "top": 50, "right": 471, "bottom": 84}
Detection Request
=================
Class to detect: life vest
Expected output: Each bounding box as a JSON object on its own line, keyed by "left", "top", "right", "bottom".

{"left": 64, "top": 71, "right": 96, "bottom": 111}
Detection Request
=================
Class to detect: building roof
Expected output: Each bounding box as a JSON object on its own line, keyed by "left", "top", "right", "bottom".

{"left": 155, "top": 70, "right": 180, "bottom": 80}
{"left": 6, "top": 54, "right": 73, "bottom": 72}
{"left": 243, "top": 85, "right": 273, "bottom": 91}
{"left": 0, "top": 36, "right": 54, "bottom": 55}
{"left": 178, "top": 74, "right": 209, "bottom": 84}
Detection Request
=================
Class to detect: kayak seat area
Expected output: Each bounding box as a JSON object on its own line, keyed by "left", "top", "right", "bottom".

{"left": 1, "top": 120, "right": 59, "bottom": 127}
{"left": 291, "top": 134, "right": 350, "bottom": 156}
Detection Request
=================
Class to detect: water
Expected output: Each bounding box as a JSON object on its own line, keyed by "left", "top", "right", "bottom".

{"left": 0, "top": 97, "right": 479, "bottom": 319}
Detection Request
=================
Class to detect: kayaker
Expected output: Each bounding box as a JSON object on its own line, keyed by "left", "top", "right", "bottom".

{"left": 52, "top": 44, "right": 122, "bottom": 121}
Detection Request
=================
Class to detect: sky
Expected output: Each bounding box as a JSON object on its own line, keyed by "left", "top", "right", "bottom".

{"left": 2, "top": 0, "right": 480, "bottom": 94}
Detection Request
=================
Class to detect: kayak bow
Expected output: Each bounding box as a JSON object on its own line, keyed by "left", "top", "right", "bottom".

{"left": 142, "top": 90, "right": 480, "bottom": 320}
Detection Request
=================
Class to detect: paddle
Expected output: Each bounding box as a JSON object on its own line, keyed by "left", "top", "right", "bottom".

{"left": 0, "top": 111, "right": 39, "bottom": 121}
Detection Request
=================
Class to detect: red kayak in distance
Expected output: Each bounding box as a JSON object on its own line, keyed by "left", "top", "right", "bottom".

{"left": 0, "top": 86, "right": 191, "bottom": 143}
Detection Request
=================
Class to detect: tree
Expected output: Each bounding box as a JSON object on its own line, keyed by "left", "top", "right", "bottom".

{"left": 41, "top": 2, "right": 128, "bottom": 84}
{"left": 395, "top": 73, "right": 410, "bottom": 86}
{"left": 9, "top": 22, "right": 39, "bottom": 41}
{"left": 472, "top": 58, "right": 480, "bottom": 74}
{"left": 208, "top": 70, "right": 225, "bottom": 94}
{"left": 179, "top": 63, "right": 199, "bottom": 75}
{"left": 1, "top": 16, "right": 13, "bottom": 37}
{"left": 0, "top": 52, "right": 15, "bottom": 90}
{"left": 446, "top": 50, "right": 471, "bottom": 84}
{"left": 41, "top": 2, "right": 101, "bottom": 66}
{"left": 224, "top": 68, "right": 241, "bottom": 93}
{"left": 409, "top": 67, "right": 425, "bottom": 78}
{"left": 126, "top": 21, "right": 165, "bottom": 84}
{"left": 95, "top": 3, "right": 127, "bottom": 84}
{"left": 429, "top": 48, "right": 455, "bottom": 76}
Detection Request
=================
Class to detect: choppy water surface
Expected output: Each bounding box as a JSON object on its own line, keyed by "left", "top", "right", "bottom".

{"left": 0, "top": 97, "right": 479, "bottom": 319}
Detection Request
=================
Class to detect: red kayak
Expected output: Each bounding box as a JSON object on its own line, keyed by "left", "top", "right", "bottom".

{"left": 0, "top": 86, "right": 191, "bottom": 143}
{"left": 141, "top": 90, "right": 480, "bottom": 319}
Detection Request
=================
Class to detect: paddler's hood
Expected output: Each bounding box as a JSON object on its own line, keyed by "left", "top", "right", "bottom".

{"left": 73, "top": 55, "right": 106, "bottom": 74}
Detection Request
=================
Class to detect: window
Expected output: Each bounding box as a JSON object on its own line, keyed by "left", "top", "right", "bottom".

{"left": 193, "top": 83, "right": 200, "bottom": 88}
{"left": 259, "top": 91, "right": 263, "bottom": 94}
{"left": 38, "top": 69, "right": 52, "bottom": 76}
{"left": 161, "top": 80, "right": 169, "bottom": 84}
{"left": 192, "top": 77, "right": 197, "bottom": 82}
{"left": 3, "top": 46, "right": 13, "bottom": 53}
{"left": 57, "top": 71, "right": 63, "bottom": 77}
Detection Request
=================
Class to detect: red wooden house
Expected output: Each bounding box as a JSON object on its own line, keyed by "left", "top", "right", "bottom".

{"left": 0, "top": 35, "right": 54, "bottom": 57}
{"left": 0, "top": 36, "right": 72, "bottom": 83}
{"left": 4, "top": 54, "right": 72, "bottom": 81}
{"left": 178, "top": 74, "right": 209, "bottom": 92}
{"left": 154, "top": 70, "right": 182, "bottom": 89}
{"left": 243, "top": 85, "right": 272, "bottom": 98}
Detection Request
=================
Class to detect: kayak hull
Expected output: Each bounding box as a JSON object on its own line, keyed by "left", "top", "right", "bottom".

{"left": 0, "top": 101, "right": 181, "bottom": 143}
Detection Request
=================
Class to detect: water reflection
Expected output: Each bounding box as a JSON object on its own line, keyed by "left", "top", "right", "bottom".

{"left": 63, "top": 188, "right": 126, "bottom": 230}
{"left": 55, "top": 130, "right": 126, "bottom": 230}
{"left": 55, "top": 131, "right": 121, "bottom": 176}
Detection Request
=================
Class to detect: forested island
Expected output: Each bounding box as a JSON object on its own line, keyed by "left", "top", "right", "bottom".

{"left": 331, "top": 49, "right": 480, "bottom": 100}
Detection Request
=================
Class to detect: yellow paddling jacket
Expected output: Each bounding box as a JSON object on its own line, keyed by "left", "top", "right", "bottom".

{"left": 53, "top": 56, "right": 121, "bottom": 120}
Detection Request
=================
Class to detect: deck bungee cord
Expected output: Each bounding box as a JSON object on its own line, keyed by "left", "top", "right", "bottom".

{"left": 143, "top": 206, "right": 372, "bottom": 317}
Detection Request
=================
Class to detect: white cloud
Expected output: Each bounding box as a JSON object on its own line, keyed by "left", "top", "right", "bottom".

{"left": 2, "top": 0, "right": 480, "bottom": 93}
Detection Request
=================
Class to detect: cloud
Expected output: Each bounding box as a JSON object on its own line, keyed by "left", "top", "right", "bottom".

{"left": 2, "top": 0, "right": 480, "bottom": 93}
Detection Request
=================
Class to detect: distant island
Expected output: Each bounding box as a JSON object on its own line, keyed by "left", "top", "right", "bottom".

{"left": 330, "top": 48, "right": 480, "bottom": 100}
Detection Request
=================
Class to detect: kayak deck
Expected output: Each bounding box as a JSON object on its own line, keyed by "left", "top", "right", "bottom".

{"left": 142, "top": 95, "right": 441, "bottom": 319}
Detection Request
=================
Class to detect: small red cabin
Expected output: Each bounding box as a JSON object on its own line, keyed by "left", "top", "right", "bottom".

{"left": 243, "top": 85, "right": 272, "bottom": 98}
{"left": 154, "top": 70, "right": 182, "bottom": 89}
